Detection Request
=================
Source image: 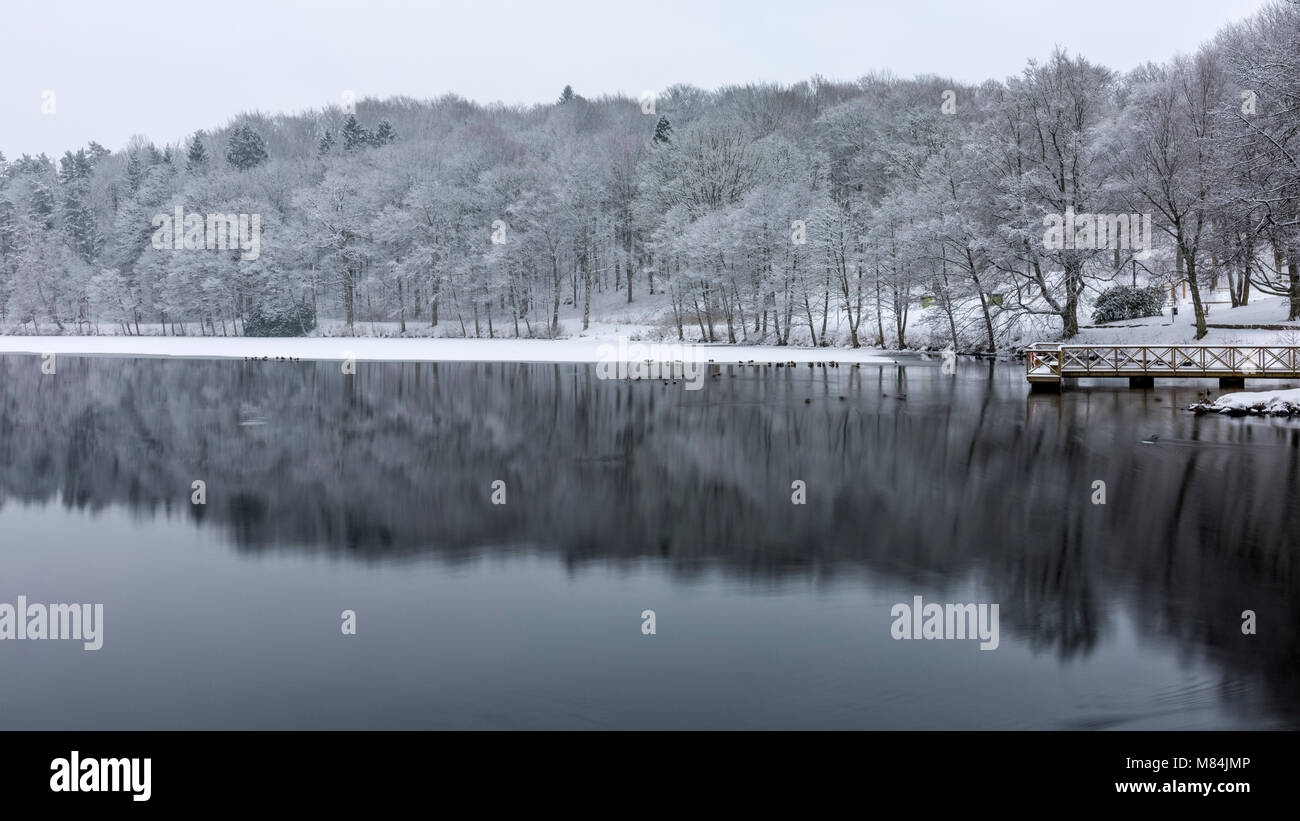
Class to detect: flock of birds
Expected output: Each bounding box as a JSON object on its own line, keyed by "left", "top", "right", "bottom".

{"left": 634, "top": 358, "right": 898, "bottom": 403}
{"left": 233, "top": 354, "right": 905, "bottom": 403}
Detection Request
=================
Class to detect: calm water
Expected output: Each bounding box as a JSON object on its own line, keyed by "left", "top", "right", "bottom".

{"left": 0, "top": 353, "right": 1297, "bottom": 729}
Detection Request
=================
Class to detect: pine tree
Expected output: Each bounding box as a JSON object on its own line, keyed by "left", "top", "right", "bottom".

{"left": 57, "top": 149, "right": 91, "bottom": 184}
{"left": 318, "top": 130, "right": 335, "bottom": 156}
{"left": 653, "top": 115, "right": 673, "bottom": 145}
{"left": 9, "top": 154, "right": 50, "bottom": 177}
{"left": 125, "top": 151, "right": 144, "bottom": 193}
{"left": 371, "top": 120, "right": 396, "bottom": 146}
{"left": 559, "top": 85, "right": 575, "bottom": 104}
{"left": 0, "top": 197, "right": 15, "bottom": 261}
{"left": 28, "top": 180, "right": 56, "bottom": 230}
{"left": 186, "top": 133, "right": 209, "bottom": 173}
{"left": 61, "top": 182, "right": 100, "bottom": 263}
{"left": 225, "top": 125, "right": 268, "bottom": 170}
{"left": 342, "top": 115, "right": 369, "bottom": 151}
{"left": 55, "top": 149, "right": 99, "bottom": 262}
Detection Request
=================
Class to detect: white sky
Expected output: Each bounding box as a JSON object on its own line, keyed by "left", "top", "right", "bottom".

{"left": 0, "top": 0, "right": 1272, "bottom": 158}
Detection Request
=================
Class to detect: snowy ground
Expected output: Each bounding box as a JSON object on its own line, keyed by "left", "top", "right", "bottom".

{"left": 0, "top": 286, "right": 903, "bottom": 363}
{"left": 1073, "top": 291, "right": 1300, "bottom": 346}
{"left": 7, "top": 285, "right": 1299, "bottom": 355}
{"left": 0, "top": 334, "right": 896, "bottom": 365}
{"left": 0, "top": 284, "right": 932, "bottom": 349}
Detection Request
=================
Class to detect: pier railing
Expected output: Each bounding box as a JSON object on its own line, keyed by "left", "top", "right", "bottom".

{"left": 1026, "top": 344, "right": 1300, "bottom": 383}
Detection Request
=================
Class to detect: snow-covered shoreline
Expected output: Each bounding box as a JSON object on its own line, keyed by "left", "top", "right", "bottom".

{"left": 1190, "top": 387, "right": 1300, "bottom": 416}
{"left": 0, "top": 335, "right": 897, "bottom": 365}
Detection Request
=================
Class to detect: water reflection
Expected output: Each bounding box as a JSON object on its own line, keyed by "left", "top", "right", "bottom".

{"left": 0, "top": 354, "right": 1296, "bottom": 727}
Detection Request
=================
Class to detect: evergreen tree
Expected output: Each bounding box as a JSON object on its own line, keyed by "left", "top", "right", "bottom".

{"left": 57, "top": 149, "right": 92, "bottom": 184}
{"left": 125, "top": 150, "right": 144, "bottom": 193}
{"left": 61, "top": 184, "right": 99, "bottom": 263}
{"left": 57, "top": 149, "right": 99, "bottom": 262}
{"left": 0, "top": 198, "right": 15, "bottom": 263}
{"left": 225, "top": 125, "right": 269, "bottom": 170}
{"left": 653, "top": 115, "right": 673, "bottom": 145}
{"left": 370, "top": 119, "right": 396, "bottom": 146}
{"left": 342, "top": 115, "right": 369, "bottom": 151}
{"left": 559, "top": 85, "right": 575, "bottom": 104}
{"left": 186, "top": 133, "right": 209, "bottom": 173}
{"left": 28, "top": 180, "right": 56, "bottom": 230}
{"left": 85, "top": 142, "right": 110, "bottom": 165}
{"left": 318, "top": 130, "right": 335, "bottom": 156}
{"left": 10, "top": 154, "right": 51, "bottom": 177}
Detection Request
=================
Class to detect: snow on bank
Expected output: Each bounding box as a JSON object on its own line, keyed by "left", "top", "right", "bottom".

{"left": 0, "top": 335, "right": 895, "bottom": 365}
{"left": 1190, "top": 387, "right": 1300, "bottom": 416}
{"left": 1074, "top": 293, "right": 1300, "bottom": 348}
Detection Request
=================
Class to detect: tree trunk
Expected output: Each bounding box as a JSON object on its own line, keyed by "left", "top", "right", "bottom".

{"left": 1188, "top": 263, "right": 1207, "bottom": 338}
{"left": 550, "top": 251, "right": 561, "bottom": 333}
{"left": 819, "top": 273, "right": 830, "bottom": 344}
{"left": 943, "top": 293, "right": 959, "bottom": 352}
{"left": 1288, "top": 246, "right": 1300, "bottom": 322}
{"left": 875, "top": 268, "right": 885, "bottom": 347}
{"left": 344, "top": 275, "right": 355, "bottom": 333}
{"left": 581, "top": 229, "right": 591, "bottom": 331}
{"left": 692, "top": 290, "right": 708, "bottom": 341}
{"left": 398, "top": 278, "right": 406, "bottom": 334}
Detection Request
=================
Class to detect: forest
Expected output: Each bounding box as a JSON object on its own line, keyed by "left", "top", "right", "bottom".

{"left": 2, "top": 1, "right": 1299, "bottom": 350}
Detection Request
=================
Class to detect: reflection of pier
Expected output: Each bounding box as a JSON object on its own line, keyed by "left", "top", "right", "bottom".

{"left": 1026, "top": 344, "right": 1300, "bottom": 390}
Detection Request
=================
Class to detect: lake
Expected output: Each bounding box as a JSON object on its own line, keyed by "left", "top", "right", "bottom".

{"left": 0, "top": 353, "right": 1296, "bottom": 729}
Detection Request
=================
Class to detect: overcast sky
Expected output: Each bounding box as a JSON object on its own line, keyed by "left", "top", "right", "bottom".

{"left": 0, "top": 0, "right": 1271, "bottom": 158}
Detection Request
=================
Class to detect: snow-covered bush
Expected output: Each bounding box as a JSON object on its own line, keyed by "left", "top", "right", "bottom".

{"left": 1091, "top": 285, "right": 1166, "bottom": 324}
{"left": 243, "top": 302, "right": 316, "bottom": 337}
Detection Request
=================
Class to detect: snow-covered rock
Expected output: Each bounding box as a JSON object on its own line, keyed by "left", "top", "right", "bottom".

{"left": 1190, "top": 387, "right": 1300, "bottom": 416}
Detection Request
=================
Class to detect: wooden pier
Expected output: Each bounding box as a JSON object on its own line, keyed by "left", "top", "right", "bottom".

{"left": 1026, "top": 344, "right": 1300, "bottom": 389}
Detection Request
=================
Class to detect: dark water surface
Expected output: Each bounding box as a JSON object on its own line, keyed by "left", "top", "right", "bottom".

{"left": 0, "top": 353, "right": 1297, "bottom": 729}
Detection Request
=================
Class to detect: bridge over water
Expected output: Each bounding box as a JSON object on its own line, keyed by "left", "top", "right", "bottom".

{"left": 1026, "top": 344, "right": 1300, "bottom": 389}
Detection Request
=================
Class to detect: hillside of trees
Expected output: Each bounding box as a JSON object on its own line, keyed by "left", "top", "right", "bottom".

{"left": 2, "top": 2, "right": 1300, "bottom": 350}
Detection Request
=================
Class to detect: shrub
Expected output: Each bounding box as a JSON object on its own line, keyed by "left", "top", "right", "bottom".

{"left": 243, "top": 302, "right": 316, "bottom": 336}
{"left": 1091, "top": 285, "right": 1166, "bottom": 324}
